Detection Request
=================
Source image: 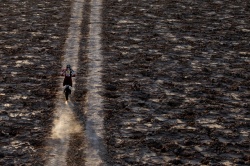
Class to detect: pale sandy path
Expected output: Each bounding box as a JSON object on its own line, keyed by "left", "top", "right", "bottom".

{"left": 46, "top": 0, "right": 106, "bottom": 165}
{"left": 84, "top": 0, "right": 106, "bottom": 165}
{"left": 45, "top": 0, "right": 85, "bottom": 165}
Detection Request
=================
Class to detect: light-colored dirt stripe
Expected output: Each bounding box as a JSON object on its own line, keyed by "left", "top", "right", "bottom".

{"left": 45, "top": 0, "right": 84, "bottom": 165}
{"left": 85, "top": 0, "right": 106, "bottom": 165}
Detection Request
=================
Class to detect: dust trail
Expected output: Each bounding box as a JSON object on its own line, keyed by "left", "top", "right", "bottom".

{"left": 45, "top": 0, "right": 84, "bottom": 165}
{"left": 85, "top": 0, "right": 106, "bottom": 165}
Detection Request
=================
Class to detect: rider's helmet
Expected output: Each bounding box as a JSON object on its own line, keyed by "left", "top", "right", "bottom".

{"left": 66, "top": 64, "right": 71, "bottom": 69}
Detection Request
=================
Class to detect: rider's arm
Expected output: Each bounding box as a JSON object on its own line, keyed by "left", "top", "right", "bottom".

{"left": 61, "top": 69, "right": 66, "bottom": 76}
{"left": 71, "top": 70, "right": 76, "bottom": 77}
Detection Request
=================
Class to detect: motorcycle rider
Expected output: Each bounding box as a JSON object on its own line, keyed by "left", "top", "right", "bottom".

{"left": 61, "top": 64, "right": 76, "bottom": 90}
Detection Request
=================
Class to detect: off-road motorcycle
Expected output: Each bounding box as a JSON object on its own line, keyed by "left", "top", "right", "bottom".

{"left": 64, "top": 85, "right": 71, "bottom": 101}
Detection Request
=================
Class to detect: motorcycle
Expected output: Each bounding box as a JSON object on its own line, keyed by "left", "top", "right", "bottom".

{"left": 64, "top": 85, "right": 71, "bottom": 101}
{"left": 61, "top": 64, "right": 75, "bottom": 101}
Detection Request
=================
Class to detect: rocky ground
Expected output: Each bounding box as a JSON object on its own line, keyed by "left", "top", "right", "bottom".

{"left": 102, "top": 0, "right": 249, "bottom": 165}
{"left": 0, "top": 0, "right": 249, "bottom": 165}
{"left": 0, "top": 0, "right": 72, "bottom": 165}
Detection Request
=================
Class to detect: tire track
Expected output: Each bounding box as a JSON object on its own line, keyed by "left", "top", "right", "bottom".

{"left": 45, "top": 0, "right": 106, "bottom": 165}
{"left": 45, "top": 0, "right": 85, "bottom": 165}
{"left": 84, "top": 0, "right": 106, "bottom": 165}
{"left": 65, "top": 0, "right": 91, "bottom": 164}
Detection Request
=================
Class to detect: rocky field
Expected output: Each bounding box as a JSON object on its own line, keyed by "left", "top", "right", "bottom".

{"left": 0, "top": 0, "right": 72, "bottom": 165}
{"left": 102, "top": 0, "right": 249, "bottom": 165}
{"left": 0, "top": 0, "right": 250, "bottom": 165}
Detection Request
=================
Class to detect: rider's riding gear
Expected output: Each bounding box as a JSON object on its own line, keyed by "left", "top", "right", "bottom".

{"left": 61, "top": 65, "right": 76, "bottom": 87}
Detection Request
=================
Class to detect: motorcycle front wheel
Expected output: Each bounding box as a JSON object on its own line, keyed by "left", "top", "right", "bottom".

{"left": 64, "top": 86, "right": 71, "bottom": 101}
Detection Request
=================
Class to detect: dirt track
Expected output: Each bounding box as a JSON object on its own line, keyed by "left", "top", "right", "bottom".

{"left": 0, "top": 0, "right": 250, "bottom": 165}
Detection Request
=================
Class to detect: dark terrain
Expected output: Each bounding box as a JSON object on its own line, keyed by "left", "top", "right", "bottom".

{"left": 0, "top": 0, "right": 249, "bottom": 165}
{"left": 0, "top": 0, "right": 72, "bottom": 165}
{"left": 102, "top": 0, "right": 249, "bottom": 165}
